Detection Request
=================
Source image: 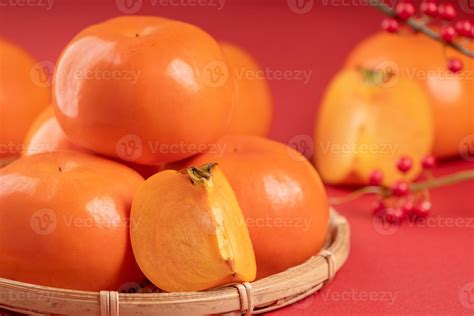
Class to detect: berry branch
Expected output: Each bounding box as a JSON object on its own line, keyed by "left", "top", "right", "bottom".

{"left": 329, "top": 154, "right": 474, "bottom": 224}
{"left": 329, "top": 169, "right": 474, "bottom": 205}
{"left": 370, "top": 0, "right": 474, "bottom": 59}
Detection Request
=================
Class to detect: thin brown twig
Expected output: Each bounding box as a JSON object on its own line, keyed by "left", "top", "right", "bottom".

{"left": 329, "top": 169, "right": 474, "bottom": 205}
{"left": 369, "top": 0, "right": 474, "bottom": 59}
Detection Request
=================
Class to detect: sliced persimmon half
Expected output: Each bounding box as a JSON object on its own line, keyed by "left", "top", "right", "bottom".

{"left": 314, "top": 69, "right": 434, "bottom": 186}
{"left": 130, "top": 163, "right": 256, "bottom": 292}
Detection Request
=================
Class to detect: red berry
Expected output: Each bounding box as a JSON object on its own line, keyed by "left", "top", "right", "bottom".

{"left": 401, "top": 201, "right": 415, "bottom": 218}
{"left": 395, "top": 2, "right": 416, "bottom": 20}
{"left": 369, "top": 169, "right": 384, "bottom": 186}
{"left": 441, "top": 25, "right": 457, "bottom": 43}
{"left": 454, "top": 20, "right": 472, "bottom": 37}
{"left": 384, "top": 208, "right": 404, "bottom": 224}
{"left": 392, "top": 181, "right": 410, "bottom": 197}
{"left": 447, "top": 58, "right": 463, "bottom": 73}
{"left": 397, "top": 156, "right": 413, "bottom": 173}
{"left": 438, "top": 3, "right": 457, "bottom": 21}
{"left": 421, "top": 155, "right": 437, "bottom": 169}
{"left": 413, "top": 201, "right": 432, "bottom": 219}
{"left": 420, "top": 1, "right": 438, "bottom": 17}
{"left": 372, "top": 200, "right": 386, "bottom": 216}
{"left": 382, "top": 18, "right": 401, "bottom": 33}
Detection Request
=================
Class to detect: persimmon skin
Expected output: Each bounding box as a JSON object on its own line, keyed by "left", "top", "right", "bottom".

{"left": 23, "top": 107, "right": 161, "bottom": 179}
{"left": 53, "top": 16, "right": 234, "bottom": 165}
{"left": 0, "top": 39, "right": 49, "bottom": 163}
{"left": 221, "top": 42, "right": 273, "bottom": 136}
{"left": 23, "top": 107, "right": 84, "bottom": 156}
{"left": 0, "top": 152, "right": 145, "bottom": 291}
{"left": 314, "top": 69, "right": 433, "bottom": 186}
{"left": 345, "top": 32, "right": 473, "bottom": 158}
{"left": 174, "top": 135, "right": 329, "bottom": 279}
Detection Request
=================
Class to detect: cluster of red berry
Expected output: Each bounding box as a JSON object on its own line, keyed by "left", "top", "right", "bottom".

{"left": 369, "top": 155, "right": 437, "bottom": 224}
{"left": 381, "top": 0, "right": 472, "bottom": 73}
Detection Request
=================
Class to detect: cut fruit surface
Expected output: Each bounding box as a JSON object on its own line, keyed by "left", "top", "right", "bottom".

{"left": 130, "top": 163, "right": 256, "bottom": 292}
{"left": 169, "top": 135, "right": 330, "bottom": 280}
{"left": 345, "top": 32, "right": 473, "bottom": 158}
{"left": 314, "top": 69, "right": 434, "bottom": 186}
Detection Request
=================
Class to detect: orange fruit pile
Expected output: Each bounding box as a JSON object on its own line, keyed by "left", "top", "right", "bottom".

{"left": 0, "top": 16, "right": 329, "bottom": 293}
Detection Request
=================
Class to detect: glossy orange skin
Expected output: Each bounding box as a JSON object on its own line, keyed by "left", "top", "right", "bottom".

{"left": 0, "top": 39, "right": 49, "bottom": 162}
{"left": 23, "top": 107, "right": 161, "bottom": 178}
{"left": 177, "top": 135, "right": 329, "bottom": 279}
{"left": 345, "top": 32, "right": 474, "bottom": 158}
{"left": 23, "top": 107, "right": 84, "bottom": 156}
{"left": 221, "top": 42, "right": 273, "bottom": 136}
{"left": 53, "top": 16, "right": 234, "bottom": 165}
{"left": 0, "top": 152, "right": 145, "bottom": 291}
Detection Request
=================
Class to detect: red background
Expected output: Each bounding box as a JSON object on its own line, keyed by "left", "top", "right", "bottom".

{"left": 1, "top": 0, "right": 473, "bottom": 315}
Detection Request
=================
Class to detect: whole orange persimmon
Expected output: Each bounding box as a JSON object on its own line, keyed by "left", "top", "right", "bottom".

{"left": 173, "top": 135, "right": 329, "bottom": 279}
{"left": 345, "top": 32, "right": 473, "bottom": 158}
{"left": 23, "top": 107, "right": 161, "bottom": 178}
{"left": 221, "top": 42, "right": 273, "bottom": 136}
{"left": 0, "top": 152, "right": 145, "bottom": 291}
{"left": 0, "top": 39, "right": 49, "bottom": 165}
{"left": 23, "top": 107, "right": 84, "bottom": 156}
{"left": 53, "top": 16, "right": 234, "bottom": 165}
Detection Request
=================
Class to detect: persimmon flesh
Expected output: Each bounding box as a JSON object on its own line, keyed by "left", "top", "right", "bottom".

{"left": 173, "top": 135, "right": 330, "bottom": 279}
{"left": 345, "top": 32, "right": 473, "bottom": 158}
{"left": 314, "top": 69, "right": 434, "bottom": 186}
{"left": 130, "top": 163, "right": 256, "bottom": 292}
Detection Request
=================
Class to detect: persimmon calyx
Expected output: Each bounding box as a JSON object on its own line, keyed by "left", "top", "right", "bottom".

{"left": 357, "top": 66, "right": 396, "bottom": 86}
{"left": 184, "top": 162, "right": 218, "bottom": 186}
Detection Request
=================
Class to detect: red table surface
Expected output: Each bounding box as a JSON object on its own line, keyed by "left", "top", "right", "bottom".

{"left": 1, "top": 1, "right": 473, "bottom": 315}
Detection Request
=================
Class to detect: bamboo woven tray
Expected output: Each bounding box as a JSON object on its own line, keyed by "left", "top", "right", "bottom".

{"left": 0, "top": 208, "right": 350, "bottom": 316}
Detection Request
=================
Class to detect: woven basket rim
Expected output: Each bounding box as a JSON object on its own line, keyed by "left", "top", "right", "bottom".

{"left": 0, "top": 208, "right": 350, "bottom": 315}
